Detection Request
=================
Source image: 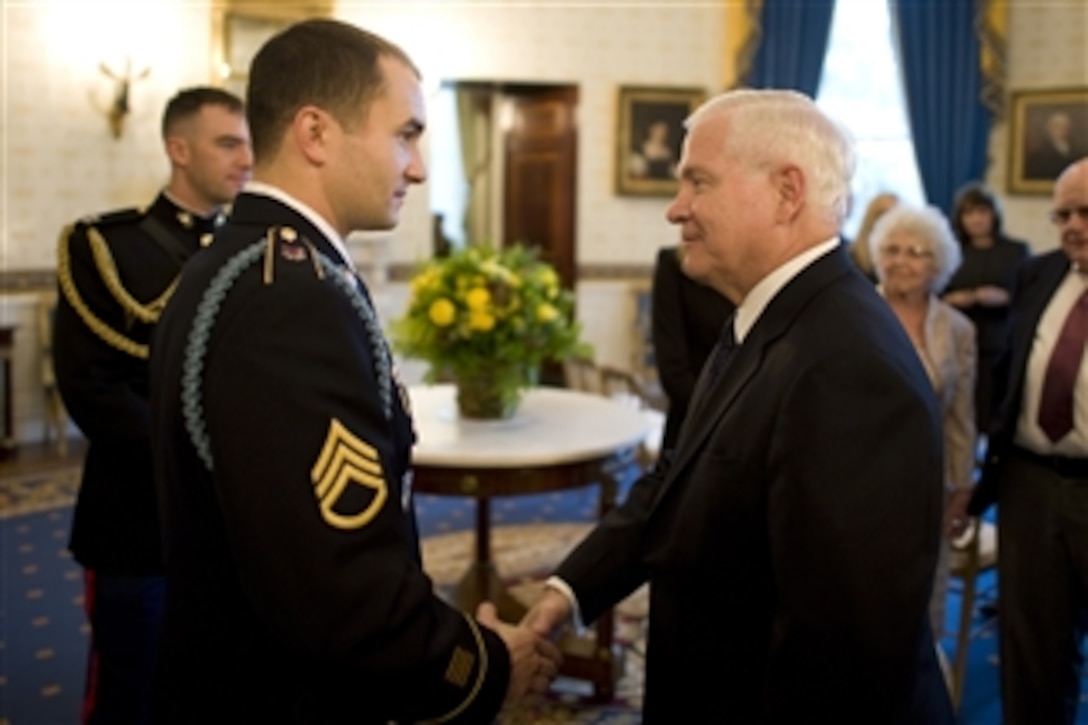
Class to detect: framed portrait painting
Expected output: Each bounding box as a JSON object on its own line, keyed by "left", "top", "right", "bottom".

{"left": 1007, "top": 87, "right": 1088, "bottom": 195}
{"left": 615, "top": 86, "right": 705, "bottom": 196}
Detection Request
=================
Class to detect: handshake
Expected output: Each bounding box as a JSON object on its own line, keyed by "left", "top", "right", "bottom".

{"left": 475, "top": 586, "right": 575, "bottom": 706}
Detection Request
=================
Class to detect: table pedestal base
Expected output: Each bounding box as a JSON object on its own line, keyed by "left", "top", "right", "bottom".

{"left": 556, "top": 631, "right": 624, "bottom": 702}
{"left": 451, "top": 562, "right": 525, "bottom": 623}
{"left": 412, "top": 410, "right": 645, "bottom": 704}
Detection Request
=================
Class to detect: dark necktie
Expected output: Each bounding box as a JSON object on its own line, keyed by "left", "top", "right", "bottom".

{"left": 1038, "top": 287, "right": 1088, "bottom": 442}
{"left": 707, "top": 314, "right": 738, "bottom": 382}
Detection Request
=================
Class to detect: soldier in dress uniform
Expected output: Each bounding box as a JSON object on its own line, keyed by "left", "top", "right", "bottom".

{"left": 53, "top": 86, "right": 251, "bottom": 724}
{"left": 148, "top": 20, "right": 559, "bottom": 724}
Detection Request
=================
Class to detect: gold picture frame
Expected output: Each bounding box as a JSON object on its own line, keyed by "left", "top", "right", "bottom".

{"left": 1007, "top": 87, "right": 1088, "bottom": 195}
{"left": 615, "top": 85, "right": 705, "bottom": 197}
{"left": 211, "top": 1, "right": 333, "bottom": 96}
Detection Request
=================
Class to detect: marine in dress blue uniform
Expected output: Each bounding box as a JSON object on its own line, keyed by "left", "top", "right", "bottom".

{"left": 54, "top": 192, "right": 220, "bottom": 723}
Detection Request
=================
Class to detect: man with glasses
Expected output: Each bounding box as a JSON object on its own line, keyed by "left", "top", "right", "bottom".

{"left": 969, "top": 158, "right": 1088, "bottom": 724}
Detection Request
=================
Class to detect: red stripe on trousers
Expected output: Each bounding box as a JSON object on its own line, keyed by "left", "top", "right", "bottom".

{"left": 82, "top": 569, "right": 100, "bottom": 725}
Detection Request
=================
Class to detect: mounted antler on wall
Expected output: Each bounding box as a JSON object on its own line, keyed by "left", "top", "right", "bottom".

{"left": 98, "top": 57, "right": 150, "bottom": 139}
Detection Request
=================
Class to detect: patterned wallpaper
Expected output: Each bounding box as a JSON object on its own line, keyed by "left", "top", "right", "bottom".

{"left": 0, "top": 1, "right": 1084, "bottom": 444}
{"left": 5, "top": 2, "right": 1082, "bottom": 271}
{"left": 2, "top": 1, "right": 215, "bottom": 272}
{"left": 1, "top": 1, "right": 725, "bottom": 276}
{"left": 336, "top": 2, "right": 726, "bottom": 268}
{"left": 984, "top": 2, "right": 1088, "bottom": 253}
{"left": 2, "top": 1, "right": 1085, "bottom": 265}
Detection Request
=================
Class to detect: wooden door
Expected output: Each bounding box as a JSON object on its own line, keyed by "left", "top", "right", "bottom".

{"left": 502, "top": 86, "right": 578, "bottom": 289}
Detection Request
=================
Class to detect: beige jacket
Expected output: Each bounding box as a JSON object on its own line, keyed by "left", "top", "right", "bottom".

{"left": 915, "top": 296, "right": 978, "bottom": 493}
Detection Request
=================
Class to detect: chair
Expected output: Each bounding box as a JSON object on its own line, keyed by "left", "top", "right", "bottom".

{"left": 630, "top": 283, "right": 656, "bottom": 381}
{"left": 563, "top": 355, "right": 600, "bottom": 394}
{"left": 38, "top": 293, "right": 69, "bottom": 456}
{"left": 598, "top": 365, "right": 665, "bottom": 468}
{"left": 599, "top": 365, "right": 647, "bottom": 407}
{"left": 947, "top": 517, "right": 998, "bottom": 709}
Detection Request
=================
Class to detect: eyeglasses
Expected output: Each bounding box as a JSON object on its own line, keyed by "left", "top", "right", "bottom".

{"left": 1049, "top": 205, "right": 1088, "bottom": 225}
{"left": 879, "top": 244, "right": 934, "bottom": 260}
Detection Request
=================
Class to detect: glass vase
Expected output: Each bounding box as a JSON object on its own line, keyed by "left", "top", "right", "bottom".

{"left": 452, "top": 367, "right": 529, "bottom": 420}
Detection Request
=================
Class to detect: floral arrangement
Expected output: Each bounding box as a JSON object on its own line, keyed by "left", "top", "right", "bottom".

{"left": 391, "top": 244, "right": 590, "bottom": 415}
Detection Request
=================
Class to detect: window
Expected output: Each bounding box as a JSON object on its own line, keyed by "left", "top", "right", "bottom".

{"left": 816, "top": 0, "right": 926, "bottom": 238}
{"left": 428, "top": 85, "right": 470, "bottom": 248}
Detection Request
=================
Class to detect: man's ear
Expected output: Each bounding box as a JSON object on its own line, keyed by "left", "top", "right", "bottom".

{"left": 293, "top": 106, "right": 332, "bottom": 165}
{"left": 165, "top": 135, "right": 189, "bottom": 167}
{"left": 774, "top": 165, "right": 806, "bottom": 223}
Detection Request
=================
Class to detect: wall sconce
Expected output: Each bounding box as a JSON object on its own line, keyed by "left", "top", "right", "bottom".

{"left": 97, "top": 57, "right": 150, "bottom": 139}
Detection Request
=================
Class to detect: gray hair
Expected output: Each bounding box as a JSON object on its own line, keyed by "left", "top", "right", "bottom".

{"left": 686, "top": 89, "right": 856, "bottom": 227}
{"left": 868, "top": 204, "right": 962, "bottom": 294}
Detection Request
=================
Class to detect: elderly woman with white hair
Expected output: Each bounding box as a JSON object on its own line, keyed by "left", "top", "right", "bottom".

{"left": 870, "top": 204, "right": 978, "bottom": 641}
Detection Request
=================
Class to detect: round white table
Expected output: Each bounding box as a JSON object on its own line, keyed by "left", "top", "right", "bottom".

{"left": 408, "top": 384, "right": 651, "bottom": 700}
{"left": 409, "top": 383, "right": 651, "bottom": 468}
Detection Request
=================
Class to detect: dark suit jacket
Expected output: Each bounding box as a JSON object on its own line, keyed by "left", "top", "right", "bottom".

{"left": 149, "top": 193, "right": 509, "bottom": 723}
{"left": 556, "top": 246, "right": 952, "bottom": 723}
{"left": 970, "top": 250, "right": 1071, "bottom": 515}
{"left": 651, "top": 245, "right": 736, "bottom": 450}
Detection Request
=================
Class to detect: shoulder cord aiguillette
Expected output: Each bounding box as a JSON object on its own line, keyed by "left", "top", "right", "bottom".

{"left": 182, "top": 231, "right": 393, "bottom": 471}
{"left": 56, "top": 225, "right": 176, "bottom": 359}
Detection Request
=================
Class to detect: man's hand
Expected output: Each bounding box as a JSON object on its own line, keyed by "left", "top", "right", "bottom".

{"left": 475, "top": 601, "right": 562, "bottom": 704}
{"left": 520, "top": 586, "right": 574, "bottom": 640}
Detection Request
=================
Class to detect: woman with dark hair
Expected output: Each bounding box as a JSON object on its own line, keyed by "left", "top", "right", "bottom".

{"left": 941, "top": 183, "right": 1031, "bottom": 433}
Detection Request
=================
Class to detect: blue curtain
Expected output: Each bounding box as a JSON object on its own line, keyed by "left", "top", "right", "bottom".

{"left": 895, "top": 0, "right": 993, "bottom": 215}
{"left": 744, "top": 0, "right": 836, "bottom": 96}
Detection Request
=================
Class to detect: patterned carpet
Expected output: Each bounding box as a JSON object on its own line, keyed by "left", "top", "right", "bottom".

{"left": 0, "top": 468, "right": 81, "bottom": 521}
{"left": 4, "top": 464, "right": 1087, "bottom": 724}
{"left": 3, "top": 497, "right": 87, "bottom": 725}
{"left": 1, "top": 466, "right": 643, "bottom": 724}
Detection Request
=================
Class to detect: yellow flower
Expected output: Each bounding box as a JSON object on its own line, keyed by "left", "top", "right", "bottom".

{"left": 468, "top": 309, "right": 496, "bottom": 331}
{"left": 537, "top": 267, "right": 558, "bottom": 288}
{"left": 428, "top": 298, "right": 457, "bottom": 327}
{"left": 479, "top": 260, "right": 508, "bottom": 282}
{"left": 390, "top": 243, "right": 590, "bottom": 386}
{"left": 411, "top": 268, "right": 437, "bottom": 293}
{"left": 536, "top": 303, "right": 559, "bottom": 323}
{"left": 465, "top": 286, "right": 491, "bottom": 311}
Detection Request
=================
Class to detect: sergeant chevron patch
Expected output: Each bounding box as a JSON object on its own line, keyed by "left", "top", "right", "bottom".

{"left": 311, "top": 418, "right": 387, "bottom": 530}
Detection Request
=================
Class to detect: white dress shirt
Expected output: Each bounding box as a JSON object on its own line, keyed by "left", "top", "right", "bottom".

{"left": 244, "top": 180, "right": 356, "bottom": 271}
{"left": 1015, "top": 267, "right": 1088, "bottom": 457}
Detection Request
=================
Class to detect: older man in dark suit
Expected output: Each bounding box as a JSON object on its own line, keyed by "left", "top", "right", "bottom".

{"left": 524, "top": 89, "right": 952, "bottom": 722}
{"left": 970, "top": 158, "right": 1088, "bottom": 724}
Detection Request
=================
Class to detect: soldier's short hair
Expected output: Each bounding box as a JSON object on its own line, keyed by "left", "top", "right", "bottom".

{"left": 161, "top": 86, "right": 246, "bottom": 138}
{"left": 245, "top": 18, "right": 419, "bottom": 161}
